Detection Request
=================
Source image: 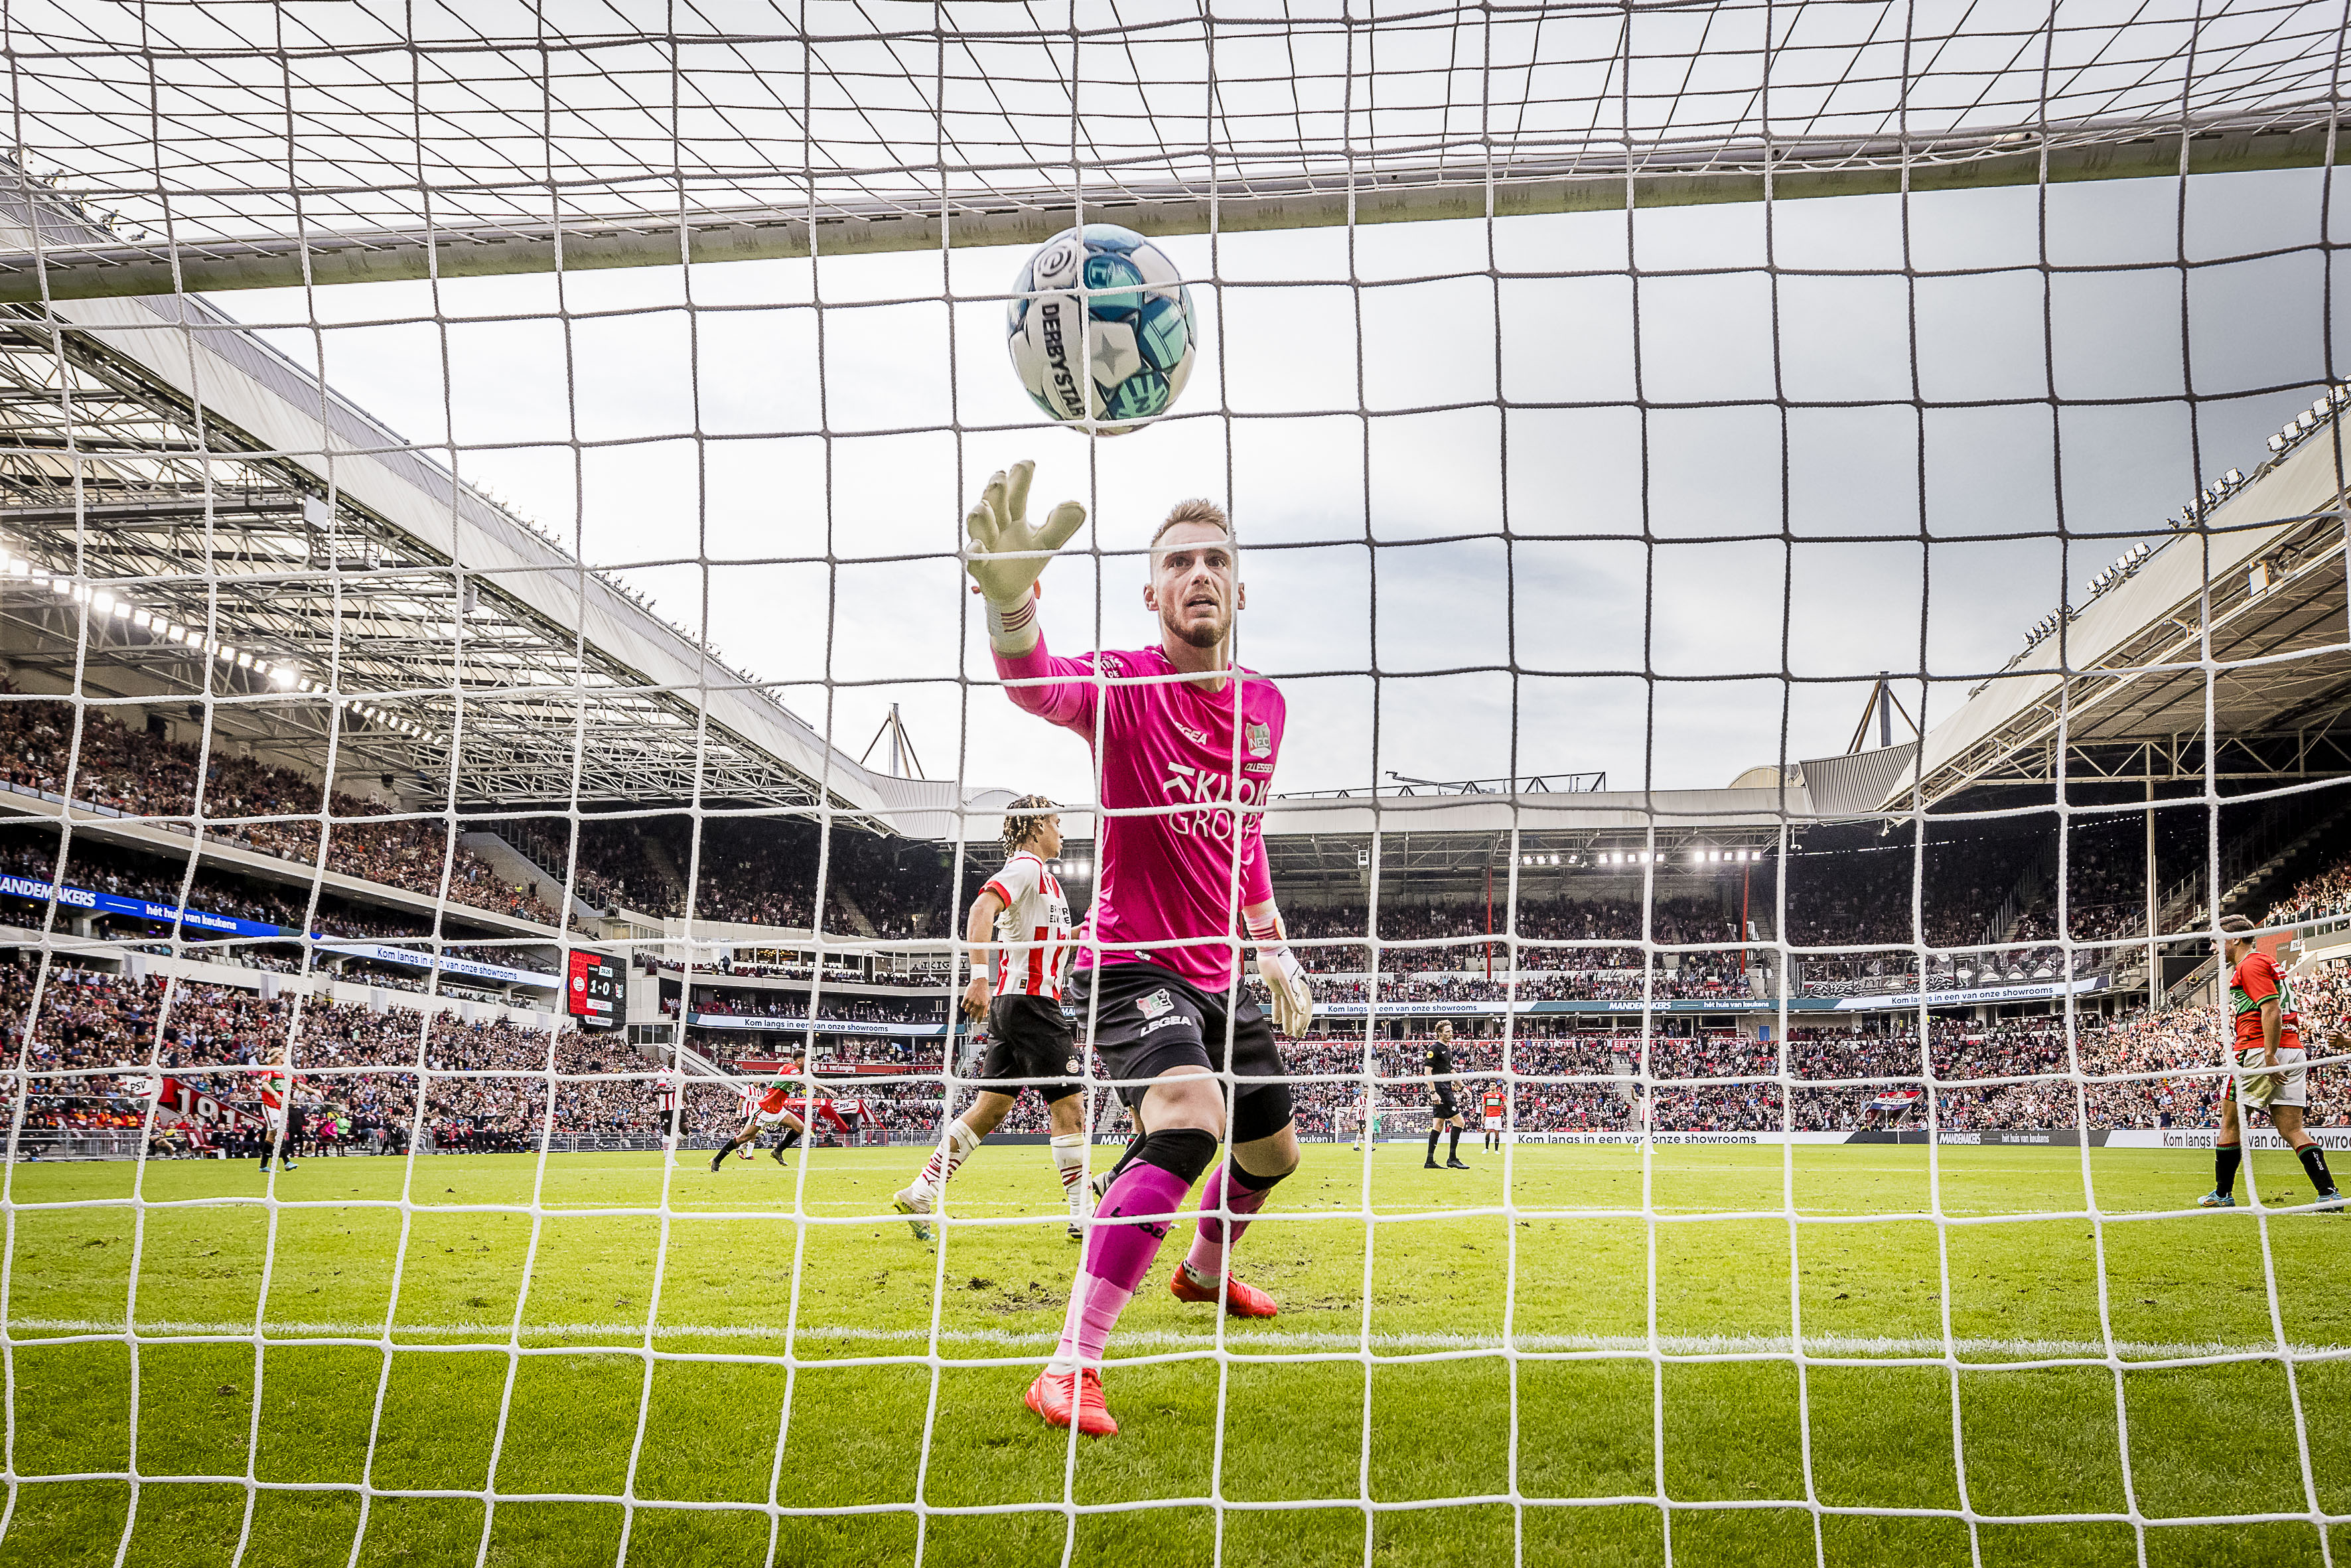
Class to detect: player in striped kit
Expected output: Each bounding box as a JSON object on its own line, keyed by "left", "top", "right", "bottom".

{"left": 651, "top": 1057, "right": 681, "bottom": 1164}
{"left": 895, "top": 798, "right": 1094, "bottom": 1241}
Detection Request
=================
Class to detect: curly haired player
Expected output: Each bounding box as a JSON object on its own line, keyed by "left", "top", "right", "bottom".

{"left": 964, "top": 464, "right": 1315, "bottom": 1438}
{"left": 894, "top": 796, "right": 1093, "bottom": 1241}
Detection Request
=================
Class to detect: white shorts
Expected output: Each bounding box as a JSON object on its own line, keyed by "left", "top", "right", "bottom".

{"left": 2234, "top": 1045, "right": 2309, "bottom": 1109}
{"left": 263, "top": 1107, "right": 287, "bottom": 1136}
{"left": 1483, "top": 1115, "right": 1504, "bottom": 1131}
{"left": 756, "top": 1107, "right": 797, "bottom": 1127}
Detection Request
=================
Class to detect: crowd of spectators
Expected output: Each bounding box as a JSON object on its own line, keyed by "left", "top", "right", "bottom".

{"left": 14, "top": 937, "right": 2348, "bottom": 1149}
{"left": 563, "top": 816, "right": 955, "bottom": 939}
{"left": 0, "top": 834, "right": 561, "bottom": 983}
{"left": 2268, "top": 851, "right": 2351, "bottom": 926}
{"left": 0, "top": 691, "right": 561, "bottom": 926}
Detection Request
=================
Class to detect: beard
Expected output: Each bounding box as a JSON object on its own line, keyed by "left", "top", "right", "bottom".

{"left": 1165, "top": 605, "right": 1228, "bottom": 649}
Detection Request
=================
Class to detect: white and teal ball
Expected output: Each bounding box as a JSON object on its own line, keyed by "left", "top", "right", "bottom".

{"left": 1006, "top": 224, "right": 1195, "bottom": 436}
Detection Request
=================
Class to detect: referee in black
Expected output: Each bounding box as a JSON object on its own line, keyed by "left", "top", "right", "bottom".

{"left": 1423, "top": 1019, "right": 1470, "bottom": 1169}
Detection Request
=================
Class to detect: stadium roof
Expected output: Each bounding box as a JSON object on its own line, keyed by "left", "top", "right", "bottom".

{"left": 1888, "top": 397, "right": 2351, "bottom": 812}
{"left": 0, "top": 6, "right": 2339, "bottom": 301}
{"left": 0, "top": 183, "right": 1017, "bottom": 839}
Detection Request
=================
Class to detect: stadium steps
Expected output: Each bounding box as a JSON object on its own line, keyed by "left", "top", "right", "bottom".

{"left": 826, "top": 884, "right": 880, "bottom": 937}
{"left": 2214, "top": 806, "right": 2351, "bottom": 918}
{"left": 458, "top": 829, "right": 604, "bottom": 924}
{"left": 634, "top": 829, "right": 689, "bottom": 905}
{"left": 1981, "top": 848, "right": 2055, "bottom": 946}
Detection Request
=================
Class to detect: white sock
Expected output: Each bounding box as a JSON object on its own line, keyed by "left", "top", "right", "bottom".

{"left": 912, "top": 1118, "right": 980, "bottom": 1200}
{"left": 1051, "top": 1132, "right": 1088, "bottom": 1218}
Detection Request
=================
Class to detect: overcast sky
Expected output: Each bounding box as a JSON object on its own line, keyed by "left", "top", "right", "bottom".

{"left": 220, "top": 165, "right": 2333, "bottom": 813}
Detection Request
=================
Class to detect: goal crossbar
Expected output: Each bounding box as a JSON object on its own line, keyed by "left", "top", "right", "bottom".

{"left": 2, "top": 109, "right": 2334, "bottom": 304}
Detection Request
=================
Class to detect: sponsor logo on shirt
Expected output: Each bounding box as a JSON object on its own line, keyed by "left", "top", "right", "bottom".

{"left": 1173, "top": 721, "right": 1209, "bottom": 743}
{"left": 1141, "top": 1013, "right": 1191, "bottom": 1035}
{"left": 1160, "top": 761, "right": 1264, "bottom": 839}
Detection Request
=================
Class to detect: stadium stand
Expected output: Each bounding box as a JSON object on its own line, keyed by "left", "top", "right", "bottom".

{"left": 32, "top": 946, "right": 2338, "bottom": 1151}
{"left": 0, "top": 685, "right": 560, "bottom": 924}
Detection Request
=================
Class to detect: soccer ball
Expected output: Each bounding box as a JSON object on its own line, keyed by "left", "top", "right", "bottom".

{"left": 1005, "top": 224, "right": 1195, "bottom": 435}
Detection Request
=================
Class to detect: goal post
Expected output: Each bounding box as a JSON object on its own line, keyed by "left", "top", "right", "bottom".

{"left": 1, "top": 108, "right": 2340, "bottom": 303}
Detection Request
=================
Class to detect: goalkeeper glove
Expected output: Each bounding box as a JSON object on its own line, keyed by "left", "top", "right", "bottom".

{"left": 963, "top": 459, "right": 1086, "bottom": 653}
{"left": 1247, "top": 911, "right": 1313, "bottom": 1038}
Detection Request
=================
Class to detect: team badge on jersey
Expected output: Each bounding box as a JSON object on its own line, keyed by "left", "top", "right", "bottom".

{"left": 1139, "top": 988, "right": 1175, "bottom": 1019}
{"left": 1246, "top": 720, "right": 1272, "bottom": 758}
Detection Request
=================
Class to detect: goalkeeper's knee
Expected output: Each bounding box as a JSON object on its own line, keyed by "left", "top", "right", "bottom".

{"left": 1125, "top": 1127, "right": 1218, "bottom": 1187}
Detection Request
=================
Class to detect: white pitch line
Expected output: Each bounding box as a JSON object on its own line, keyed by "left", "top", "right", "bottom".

{"left": 6, "top": 1318, "right": 2342, "bottom": 1361}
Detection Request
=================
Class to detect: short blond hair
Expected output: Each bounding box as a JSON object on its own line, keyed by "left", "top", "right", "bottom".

{"left": 1151, "top": 499, "right": 1230, "bottom": 549}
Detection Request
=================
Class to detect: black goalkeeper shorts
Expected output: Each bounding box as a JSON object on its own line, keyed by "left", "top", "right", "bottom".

{"left": 1068, "top": 961, "right": 1292, "bottom": 1133}
{"left": 977, "top": 994, "right": 1083, "bottom": 1104}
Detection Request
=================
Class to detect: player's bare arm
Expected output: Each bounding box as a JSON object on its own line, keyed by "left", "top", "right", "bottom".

{"left": 963, "top": 886, "right": 1006, "bottom": 1021}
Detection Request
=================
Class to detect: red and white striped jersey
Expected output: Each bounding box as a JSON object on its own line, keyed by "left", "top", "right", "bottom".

{"left": 984, "top": 851, "right": 1074, "bottom": 1001}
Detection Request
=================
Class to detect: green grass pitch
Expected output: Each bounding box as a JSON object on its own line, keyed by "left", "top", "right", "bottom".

{"left": 1, "top": 1142, "right": 2344, "bottom": 1567}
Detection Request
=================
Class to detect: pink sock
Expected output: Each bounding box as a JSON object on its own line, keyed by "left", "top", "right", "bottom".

{"left": 1183, "top": 1163, "right": 1269, "bottom": 1283}
{"left": 1050, "top": 1160, "right": 1191, "bottom": 1369}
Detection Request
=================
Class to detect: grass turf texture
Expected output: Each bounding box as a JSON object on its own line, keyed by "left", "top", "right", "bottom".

{"left": 1, "top": 1143, "right": 2345, "bottom": 1567}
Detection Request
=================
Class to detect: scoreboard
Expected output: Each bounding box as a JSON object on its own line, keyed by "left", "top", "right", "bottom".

{"left": 566, "top": 950, "right": 624, "bottom": 1031}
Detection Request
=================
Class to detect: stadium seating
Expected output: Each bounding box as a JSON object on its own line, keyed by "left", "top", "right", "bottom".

{"left": 0, "top": 687, "right": 558, "bottom": 924}
{"left": 24, "top": 956, "right": 2339, "bottom": 1147}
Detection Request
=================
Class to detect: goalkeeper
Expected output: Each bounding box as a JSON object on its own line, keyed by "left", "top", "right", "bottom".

{"left": 2200, "top": 914, "right": 2341, "bottom": 1210}
{"left": 965, "top": 462, "right": 1315, "bottom": 1439}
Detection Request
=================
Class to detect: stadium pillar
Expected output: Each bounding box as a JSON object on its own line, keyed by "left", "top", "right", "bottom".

{"left": 2145, "top": 775, "right": 2159, "bottom": 1015}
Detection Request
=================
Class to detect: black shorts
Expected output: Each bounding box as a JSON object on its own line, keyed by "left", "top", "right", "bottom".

{"left": 978, "top": 994, "right": 1083, "bottom": 1104}
{"left": 1069, "top": 962, "right": 1291, "bottom": 1129}
{"left": 1430, "top": 1090, "right": 1460, "bottom": 1120}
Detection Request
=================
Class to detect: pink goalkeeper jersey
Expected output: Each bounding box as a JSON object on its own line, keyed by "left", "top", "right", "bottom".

{"left": 996, "top": 636, "right": 1282, "bottom": 991}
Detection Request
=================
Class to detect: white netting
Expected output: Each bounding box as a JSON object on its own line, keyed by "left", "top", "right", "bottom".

{"left": 0, "top": 4, "right": 2347, "bottom": 1565}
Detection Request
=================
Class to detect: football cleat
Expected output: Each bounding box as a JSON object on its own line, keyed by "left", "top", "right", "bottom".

{"left": 2196, "top": 1190, "right": 2238, "bottom": 1208}
{"left": 1446, "top": 1158, "right": 1470, "bottom": 1170}
{"left": 1067, "top": 1220, "right": 1085, "bottom": 1241}
{"left": 892, "top": 1187, "right": 935, "bottom": 1242}
{"left": 1025, "top": 1368, "right": 1117, "bottom": 1437}
{"left": 770, "top": 1142, "right": 790, "bottom": 1165}
{"left": 708, "top": 1149, "right": 727, "bottom": 1173}
{"left": 1171, "top": 1263, "right": 1278, "bottom": 1319}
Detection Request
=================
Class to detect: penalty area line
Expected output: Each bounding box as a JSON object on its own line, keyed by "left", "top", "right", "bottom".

{"left": 6, "top": 1319, "right": 2343, "bottom": 1362}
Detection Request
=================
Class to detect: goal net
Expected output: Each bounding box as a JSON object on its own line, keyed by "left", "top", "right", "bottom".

{"left": 1, "top": 3, "right": 2346, "bottom": 1565}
